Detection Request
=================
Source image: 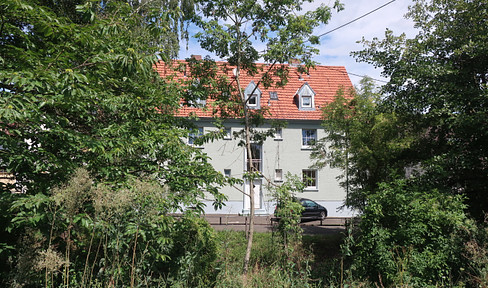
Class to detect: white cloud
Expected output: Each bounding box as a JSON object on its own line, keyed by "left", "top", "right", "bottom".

{"left": 313, "top": 0, "right": 418, "bottom": 86}
{"left": 179, "top": 0, "right": 419, "bottom": 87}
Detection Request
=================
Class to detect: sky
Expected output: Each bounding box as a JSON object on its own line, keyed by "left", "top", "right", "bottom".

{"left": 178, "top": 0, "right": 419, "bottom": 87}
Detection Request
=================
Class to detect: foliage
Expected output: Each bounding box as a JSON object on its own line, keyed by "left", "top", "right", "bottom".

{"left": 270, "top": 174, "right": 304, "bottom": 255}
{"left": 0, "top": 0, "right": 227, "bottom": 209}
{"left": 164, "top": 216, "right": 219, "bottom": 287}
{"left": 0, "top": 0, "right": 232, "bottom": 285}
{"left": 461, "top": 221, "right": 488, "bottom": 287}
{"left": 313, "top": 77, "right": 416, "bottom": 211}
{"left": 352, "top": 177, "right": 475, "bottom": 287}
{"left": 5, "top": 168, "right": 220, "bottom": 287}
{"left": 214, "top": 231, "right": 318, "bottom": 288}
{"left": 353, "top": 0, "right": 488, "bottom": 220}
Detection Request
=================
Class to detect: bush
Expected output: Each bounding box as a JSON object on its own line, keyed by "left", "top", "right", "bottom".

{"left": 352, "top": 177, "right": 475, "bottom": 286}
{"left": 163, "top": 215, "right": 219, "bottom": 287}
{"left": 4, "top": 169, "right": 220, "bottom": 287}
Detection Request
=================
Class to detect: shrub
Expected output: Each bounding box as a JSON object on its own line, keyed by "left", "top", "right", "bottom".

{"left": 352, "top": 177, "right": 475, "bottom": 286}
{"left": 5, "top": 168, "right": 220, "bottom": 287}
{"left": 163, "top": 215, "right": 219, "bottom": 287}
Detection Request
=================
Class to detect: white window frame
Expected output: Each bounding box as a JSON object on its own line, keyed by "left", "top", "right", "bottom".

{"left": 224, "top": 127, "right": 232, "bottom": 140}
{"left": 301, "top": 129, "right": 317, "bottom": 148}
{"left": 297, "top": 82, "right": 315, "bottom": 110}
{"left": 274, "top": 169, "right": 283, "bottom": 182}
{"left": 188, "top": 127, "right": 204, "bottom": 147}
{"left": 302, "top": 169, "right": 318, "bottom": 190}
{"left": 269, "top": 91, "right": 278, "bottom": 100}
{"left": 274, "top": 128, "right": 283, "bottom": 140}
{"left": 301, "top": 95, "right": 312, "bottom": 108}
{"left": 247, "top": 94, "right": 258, "bottom": 107}
{"left": 244, "top": 81, "right": 261, "bottom": 109}
{"left": 246, "top": 143, "right": 262, "bottom": 173}
{"left": 224, "top": 169, "right": 231, "bottom": 177}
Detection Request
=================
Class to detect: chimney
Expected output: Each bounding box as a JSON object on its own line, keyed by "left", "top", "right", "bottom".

{"left": 191, "top": 55, "right": 202, "bottom": 60}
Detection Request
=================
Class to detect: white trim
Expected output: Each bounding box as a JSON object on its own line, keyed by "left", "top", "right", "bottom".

{"left": 302, "top": 169, "right": 318, "bottom": 190}
{"left": 301, "top": 128, "right": 317, "bottom": 149}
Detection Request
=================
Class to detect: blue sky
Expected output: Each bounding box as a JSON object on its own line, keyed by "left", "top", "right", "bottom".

{"left": 178, "top": 0, "right": 418, "bottom": 87}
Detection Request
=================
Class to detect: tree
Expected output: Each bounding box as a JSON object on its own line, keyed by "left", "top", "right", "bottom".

{"left": 0, "top": 0, "right": 226, "bottom": 208}
{"left": 353, "top": 177, "right": 475, "bottom": 286}
{"left": 0, "top": 0, "right": 230, "bottom": 285}
{"left": 187, "top": 0, "right": 342, "bottom": 274}
{"left": 353, "top": 0, "right": 488, "bottom": 220}
{"left": 312, "top": 77, "right": 416, "bottom": 211}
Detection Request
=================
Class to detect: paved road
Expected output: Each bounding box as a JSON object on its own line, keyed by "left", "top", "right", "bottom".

{"left": 205, "top": 214, "right": 348, "bottom": 235}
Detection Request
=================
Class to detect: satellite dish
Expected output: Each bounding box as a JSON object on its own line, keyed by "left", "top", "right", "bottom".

{"left": 232, "top": 68, "right": 239, "bottom": 77}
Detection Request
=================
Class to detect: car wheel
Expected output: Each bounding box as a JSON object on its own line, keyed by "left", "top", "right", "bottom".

{"left": 320, "top": 211, "right": 326, "bottom": 220}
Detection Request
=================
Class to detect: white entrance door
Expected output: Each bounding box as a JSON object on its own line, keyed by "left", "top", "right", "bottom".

{"left": 244, "top": 143, "right": 262, "bottom": 211}
{"left": 244, "top": 179, "right": 262, "bottom": 210}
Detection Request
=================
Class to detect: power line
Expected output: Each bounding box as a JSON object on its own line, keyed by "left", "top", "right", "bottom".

{"left": 316, "top": 0, "right": 398, "bottom": 39}
{"left": 326, "top": 66, "right": 389, "bottom": 84}
{"left": 314, "top": 1, "right": 399, "bottom": 84}
{"left": 347, "top": 71, "right": 388, "bottom": 83}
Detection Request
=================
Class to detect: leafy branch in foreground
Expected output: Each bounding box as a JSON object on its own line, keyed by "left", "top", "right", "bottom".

{"left": 187, "top": 0, "right": 342, "bottom": 275}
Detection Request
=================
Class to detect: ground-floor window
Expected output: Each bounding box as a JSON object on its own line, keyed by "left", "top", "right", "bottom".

{"left": 302, "top": 169, "right": 317, "bottom": 190}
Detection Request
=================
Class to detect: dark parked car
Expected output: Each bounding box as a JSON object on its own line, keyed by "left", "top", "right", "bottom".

{"left": 298, "top": 198, "right": 328, "bottom": 220}
{"left": 274, "top": 197, "right": 328, "bottom": 221}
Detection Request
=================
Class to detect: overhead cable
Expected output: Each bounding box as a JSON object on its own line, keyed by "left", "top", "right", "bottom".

{"left": 316, "top": 0, "right": 398, "bottom": 39}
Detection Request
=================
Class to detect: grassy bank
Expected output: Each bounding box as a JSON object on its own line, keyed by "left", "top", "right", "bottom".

{"left": 212, "top": 230, "right": 345, "bottom": 287}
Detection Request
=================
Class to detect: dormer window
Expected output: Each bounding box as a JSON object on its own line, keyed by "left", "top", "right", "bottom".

{"left": 244, "top": 81, "right": 261, "bottom": 109}
{"left": 248, "top": 94, "right": 258, "bottom": 106}
{"left": 302, "top": 95, "right": 312, "bottom": 108}
{"left": 187, "top": 78, "right": 206, "bottom": 107}
{"left": 297, "top": 82, "right": 315, "bottom": 111}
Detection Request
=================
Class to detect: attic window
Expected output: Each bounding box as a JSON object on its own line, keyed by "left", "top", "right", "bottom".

{"left": 248, "top": 94, "right": 258, "bottom": 106}
{"left": 302, "top": 95, "right": 312, "bottom": 108}
{"left": 269, "top": 91, "right": 278, "bottom": 100}
{"left": 297, "top": 82, "right": 315, "bottom": 111}
{"left": 187, "top": 78, "right": 206, "bottom": 107}
{"left": 244, "top": 81, "right": 261, "bottom": 109}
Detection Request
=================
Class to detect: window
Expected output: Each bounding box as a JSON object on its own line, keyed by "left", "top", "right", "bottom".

{"left": 302, "top": 129, "right": 317, "bottom": 148}
{"left": 269, "top": 91, "right": 278, "bottom": 100}
{"left": 248, "top": 94, "right": 258, "bottom": 106}
{"left": 187, "top": 79, "right": 206, "bottom": 107}
{"left": 189, "top": 98, "right": 206, "bottom": 107}
{"left": 244, "top": 81, "right": 261, "bottom": 109}
{"left": 224, "top": 127, "right": 232, "bottom": 139}
{"left": 274, "top": 169, "right": 283, "bottom": 182}
{"left": 247, "top": 144, "right": 262, "bottom": 172}
{"left": 301, "top": 95, "right": 312, "bottom": 108}
{"left": 188, "top": 127, "right": 204, "bottom": 146}
{"left": 297, "top": 83, "right": 315, "bottom": 110}
{"left": 274, "top": 128, "right": 282, "bottom": 140}
{"left": 224, "top": 169, "right": 231, "bottom": 177}
{"left": 302, "top": 169, "right": 317, "bottom": 190}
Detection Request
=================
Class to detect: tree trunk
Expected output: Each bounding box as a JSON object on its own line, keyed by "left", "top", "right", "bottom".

{"left": 243, "top": 125, "right": 255, "bottom": 275}
{"left": 236, "top": 61, "right": 255, "bottom": 275}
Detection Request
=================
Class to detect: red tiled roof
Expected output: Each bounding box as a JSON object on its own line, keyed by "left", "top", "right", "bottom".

{"left": 155, "top": 60, "right": 354, "bottom": 121}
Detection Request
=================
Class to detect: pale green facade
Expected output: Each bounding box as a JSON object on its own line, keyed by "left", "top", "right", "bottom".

{"left": 193, "top": 118, "right": 355, "bottom": 217}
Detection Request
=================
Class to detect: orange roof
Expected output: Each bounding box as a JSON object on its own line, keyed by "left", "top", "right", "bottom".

{"left": 155, "top": 60, "right": 353, "bottom": 121}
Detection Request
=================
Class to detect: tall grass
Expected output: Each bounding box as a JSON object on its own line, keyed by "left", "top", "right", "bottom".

{"left": 212, "top": 231, "right": 346, "bottom": 288}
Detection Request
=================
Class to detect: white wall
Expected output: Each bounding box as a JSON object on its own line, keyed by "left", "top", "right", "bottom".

{"left": 193, "top": 119, "right": 353, "bottom": 216}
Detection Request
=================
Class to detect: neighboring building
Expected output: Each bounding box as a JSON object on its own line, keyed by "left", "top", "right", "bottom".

{"left": 156, "top": 60, "right": 355, "bottom": 217}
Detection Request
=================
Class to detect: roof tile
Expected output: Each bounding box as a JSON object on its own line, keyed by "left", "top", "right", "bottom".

{"left": 155, "top": 60, "right": 354, "bottom": 121}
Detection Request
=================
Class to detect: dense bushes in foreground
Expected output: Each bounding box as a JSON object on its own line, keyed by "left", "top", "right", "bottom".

{"left": 3, "top": 172, "right": 488, "bottom": 287}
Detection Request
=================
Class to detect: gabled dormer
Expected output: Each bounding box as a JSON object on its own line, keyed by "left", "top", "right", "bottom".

{"left": 244, "top": 81, "right": 261, "bottom": 109}
{"left": 187, "top": 78, "right": 206, "bottom": 107}
{"left": 297, "top": 82, "right": 315, "bottom": 111}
